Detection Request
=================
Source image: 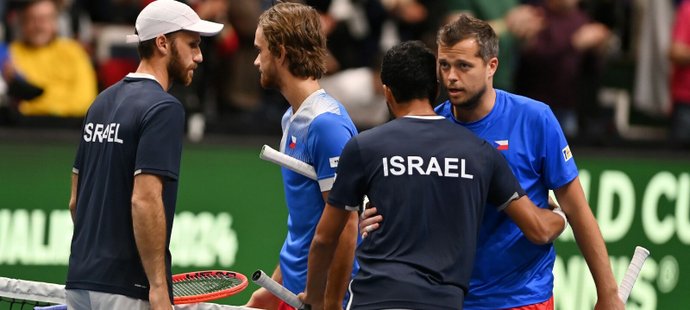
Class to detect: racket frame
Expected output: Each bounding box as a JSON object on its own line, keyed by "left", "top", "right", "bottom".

{"left": 172, "top": 270, "right": 248, "bottom": 304}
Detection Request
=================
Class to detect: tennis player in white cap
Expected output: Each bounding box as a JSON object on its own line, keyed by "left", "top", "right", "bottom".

{"left": 65, "top": 1, "right": 221, "bottom": 309}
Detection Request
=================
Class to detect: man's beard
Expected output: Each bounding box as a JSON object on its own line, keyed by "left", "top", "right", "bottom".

{"left": 168, "top": 44, "right": 192, "bottom": 86}
{"left": 260, "top": 65, "right": 280, "bottom": 90}
{"left": 451, "top": 84, "right": 486, "bottom": 111}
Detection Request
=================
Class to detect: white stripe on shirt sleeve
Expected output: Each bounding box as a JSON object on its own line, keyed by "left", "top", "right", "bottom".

{"left": 318, "top": 177, "right": 335, "bottom": 192}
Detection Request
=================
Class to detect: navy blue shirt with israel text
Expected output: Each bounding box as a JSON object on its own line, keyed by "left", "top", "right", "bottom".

{"left": 328, "top": 116, "right": 525, "bottom": 310}
{"left": 67, "top": 73, "right": 184, "bottom": 302}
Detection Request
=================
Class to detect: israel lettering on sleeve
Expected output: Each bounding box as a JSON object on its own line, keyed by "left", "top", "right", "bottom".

{"left": 382, "top": 156, "right": 474, "bottom": 178}
{"left": 83, "top": 123, "right": 124, "bottom": 144}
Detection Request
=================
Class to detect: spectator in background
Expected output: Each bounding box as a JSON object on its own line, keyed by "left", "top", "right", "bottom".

{"left": 0, "top": 44, "right": 7, "bottom": 120}
{"left": 170, "top": 0, "right": 240, "bottom": 141}
{"left": 2, "top": 0, "right": 97, "bottom": 117}
{"left": 514, "top": 0, "right": 611, "bottom": 137}
{"left": 445, "top": 0, "right": 544, "bottom": 91}
{"left": 318, "top": 0, "right": 448, "bottom": 129}
{"left": 669, "top": 0, "right": 690, "bottom": 148}
{"left": 1, "top": 1, "right": 6, "bottom": 39}
{"left": 311, "top": 0, "right": 391, "bottom": 129}
{"left": 78, "top": 0, "right": 142, "bottom": 24}
{"left": 54, "top": 0, "right": 86, "bottom": 40}
{"left": 378, "top": 0, "right": 444, "bottom": 47}
{"left": 0, "top": 0, "right": 6, "bottom": 95}
{"left": 0, "top": 5, "right": 7, "bottom": 122}
{"left": 212, "top": 0, "right": 272, "bottom": 133}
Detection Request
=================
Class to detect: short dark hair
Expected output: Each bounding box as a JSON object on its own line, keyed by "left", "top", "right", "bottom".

{"left": 381, "top": 40, "right": 438, "bottom": 104}
{"left": 437, "top": 14, "right": 498, "bottom": 63}
{"left": 137, "top": 38, "right": 156, "bottom": 60}
{"left": 136, "top": 31, "right": 179, "bottom": 60}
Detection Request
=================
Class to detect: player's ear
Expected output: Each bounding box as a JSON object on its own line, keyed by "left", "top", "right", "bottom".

{"left": 383, "top": 85, "right": 396, "bottom": 105}
{"left": 382, "top": 85, "right": 390, "bottom": 100}
{"left": 382, "top": 84, "right": 396, "bottom": 116}
{"left": 155, "top": 35, "right": 170, "bottom": 56}
{"left": 486, "top": 57, "right": 498, "bottom": 78}
{"left": 277, "top": 44, "right": 287, "bottom": 64}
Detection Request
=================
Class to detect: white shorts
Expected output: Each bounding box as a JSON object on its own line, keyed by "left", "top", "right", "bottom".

{"left": 66, "top": 289, "right": 150, "bottom": 310}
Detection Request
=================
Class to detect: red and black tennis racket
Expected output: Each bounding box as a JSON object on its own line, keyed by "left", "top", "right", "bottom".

{"left": 172, "top": 270, "right": 248, "bottom": 304}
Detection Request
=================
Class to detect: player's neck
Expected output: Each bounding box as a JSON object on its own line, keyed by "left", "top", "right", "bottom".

{"left": 281, "top": 77, "right": 321, "bottom": 113}
{"left": 452, "top": 87, "right": 496, "bottom": 123}
{"left": 135, "top": 60, "right": 171, "bottom": 90}
{"left": 393, "top": 99, "right": 436, "bottom": 118}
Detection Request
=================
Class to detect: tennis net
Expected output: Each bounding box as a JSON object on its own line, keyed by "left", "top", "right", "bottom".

{"left": 0, "top": 277, "right": 257, "bottom": 310}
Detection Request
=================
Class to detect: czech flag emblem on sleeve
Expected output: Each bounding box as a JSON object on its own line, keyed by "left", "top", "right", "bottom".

{"left": 495, "top": 140, "right": 509, "bottom": 151}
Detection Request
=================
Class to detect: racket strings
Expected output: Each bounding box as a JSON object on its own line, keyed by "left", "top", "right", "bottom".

{"left": 173, "top": 274, "right": 242, "bottom": 297}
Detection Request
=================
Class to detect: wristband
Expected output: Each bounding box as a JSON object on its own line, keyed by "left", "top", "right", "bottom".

{"left": 552, "top": 207, "right": 568, "bottom": 234}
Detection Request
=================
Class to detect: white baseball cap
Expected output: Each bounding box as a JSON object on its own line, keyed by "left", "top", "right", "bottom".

{"left": 125, "top": 0, "right": 223, "bottom": 43}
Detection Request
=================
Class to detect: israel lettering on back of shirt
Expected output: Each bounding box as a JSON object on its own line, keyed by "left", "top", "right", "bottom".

{"left": 381, "top": 156, "right": 474, "bottom": 179}
{"left": 83, "top": 122, "right": 124, "bottom": 144}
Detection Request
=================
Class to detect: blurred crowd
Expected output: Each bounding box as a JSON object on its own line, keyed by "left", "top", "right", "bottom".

{"left": 0, "top": 0, "right": 688, "bottom": 148}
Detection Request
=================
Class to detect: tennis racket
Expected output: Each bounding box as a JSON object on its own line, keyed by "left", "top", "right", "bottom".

{"left": 172, "top": 270, "right": 248, "bottom": 304}
{"left": 259, "top": 144, "right": 370, "bottom": 212}
{"left": 618, "top": 246, "right": 650, "bottom": 303}
{"left": 260, "top": 145, "right": 317, "bottom": 180}
{"left": 251, "top": 270, "right": 309, "bottom": 310}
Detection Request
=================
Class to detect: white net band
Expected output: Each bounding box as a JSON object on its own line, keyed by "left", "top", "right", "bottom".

{"left": 0, "top": 277, "right": 66, "bottom": 305}
{"left": 0, "top": 277, "right": 257, "bottom": 310}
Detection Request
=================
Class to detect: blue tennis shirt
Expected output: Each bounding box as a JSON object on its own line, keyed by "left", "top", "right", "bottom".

{"left": 436, "top": 89, "right": 579, "bottom": 309}
{"left": 277, "top": 89, "right": 359, "bottom": 297}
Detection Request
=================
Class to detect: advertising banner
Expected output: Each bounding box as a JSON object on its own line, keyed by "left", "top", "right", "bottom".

{"left": 0, "top": 142, "right": 687, "bottom": 308}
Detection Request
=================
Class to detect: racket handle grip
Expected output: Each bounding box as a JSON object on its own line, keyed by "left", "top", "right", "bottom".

{"left": 259, "top": 145, "right": 317, "bottom": 180}
{"left": 252, "top": 270, "right": 307, "bottom": 309}
{"left": 618, "top": 246, "right": 650, "bottom": 303}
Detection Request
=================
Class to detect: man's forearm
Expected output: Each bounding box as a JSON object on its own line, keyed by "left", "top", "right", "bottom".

{"left": 533, "top": 207, "right": 567, "bottom": 243}
{"left": 132, "top": 175, "right": 168, "bottom": 291}
{"left": 305, "top": 205, "right": 350, "bottom": 305}
{"left": 504, "top": 196, "right": 566, "bottom": 244}
{"left": 69, "top": 173, "right": 78, "bottom": 223}
{"left": 556, "top": 178, "right": 618, "bottom": 296}
{"left": 324, "top": 212, "right": 359, "bottom": 308}
{"left": 566, "top": 202, "right": 618, "bottom": 294}
{"left": 133, "top": 198, "right": 168, "bottom": 289}
{"left": 306, "top": 235, "right": 337, "bottom": 305}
